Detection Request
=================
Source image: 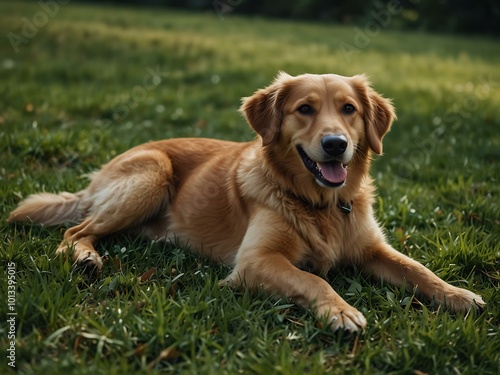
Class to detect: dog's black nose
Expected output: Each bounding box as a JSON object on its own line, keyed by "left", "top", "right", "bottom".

{"left": 321, "top": 135, "right": 348, "bottom": 156}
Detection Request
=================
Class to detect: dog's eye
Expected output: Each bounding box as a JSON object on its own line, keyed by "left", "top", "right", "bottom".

{"left": 297, "top": 104, "right": 314, "bottom": 115}
{"left": 342, "top": 104, "right": 356, "bottom": 114}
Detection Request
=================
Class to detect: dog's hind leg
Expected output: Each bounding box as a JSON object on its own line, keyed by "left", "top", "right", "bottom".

{"left": 57, "top": 149, "right": 174, "bottom": 271}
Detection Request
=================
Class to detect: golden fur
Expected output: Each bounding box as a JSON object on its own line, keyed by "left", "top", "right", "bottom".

{"left": 8, "top": 72, "right": 484, "bottom": 331}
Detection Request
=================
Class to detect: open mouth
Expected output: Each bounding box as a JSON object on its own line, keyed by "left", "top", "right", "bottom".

{"left": 297, "top": 146, "right": 347, "bottom": 188}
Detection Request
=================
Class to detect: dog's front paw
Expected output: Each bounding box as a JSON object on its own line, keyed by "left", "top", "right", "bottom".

{"left": 443, "top": 287, "right": 485, "bottom": 313}
{"left": 321, "top": 304, "right": 367, "bottom": 332}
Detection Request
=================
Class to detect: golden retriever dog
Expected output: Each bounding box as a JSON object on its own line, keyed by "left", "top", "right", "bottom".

{"left": 8, "top": 72, "right": 485, "bottom": 331}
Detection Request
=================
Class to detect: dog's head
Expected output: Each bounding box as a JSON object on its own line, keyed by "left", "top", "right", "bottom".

{"left": 241, "top": 72, "right": 396, "bottom": 188}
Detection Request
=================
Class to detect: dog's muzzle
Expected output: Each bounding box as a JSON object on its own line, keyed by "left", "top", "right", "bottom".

{"left": 297, "top": 136, "right": 348, "bottom": 188}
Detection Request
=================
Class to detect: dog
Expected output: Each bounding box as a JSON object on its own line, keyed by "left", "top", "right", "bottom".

{"left": 8, "top": 72, "right": 485, "bottom": 331}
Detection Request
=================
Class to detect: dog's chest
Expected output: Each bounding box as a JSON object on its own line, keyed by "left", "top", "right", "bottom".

{"left": 294, "top": 209, "right": 357, "bottom": 274}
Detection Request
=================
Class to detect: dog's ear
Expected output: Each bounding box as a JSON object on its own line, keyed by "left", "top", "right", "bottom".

{"left": 240, "top": 72, "right": 292, "bottom": 146}
{"left": 351, "top": 75, "right": 396, "bottom": 155}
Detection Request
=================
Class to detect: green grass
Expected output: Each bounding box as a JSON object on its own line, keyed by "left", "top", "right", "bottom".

{"left": 1, "top": 2, "right": 499, "bottom": 374}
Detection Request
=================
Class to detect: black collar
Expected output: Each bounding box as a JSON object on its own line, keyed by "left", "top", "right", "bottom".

{"left": 287, "top": 190, "right": 352, "bottom": 214}
{"left": 337, "top": 200, "right": 353, "bottom": 214}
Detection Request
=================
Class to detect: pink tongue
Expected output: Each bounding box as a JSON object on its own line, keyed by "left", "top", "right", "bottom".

{"left": 317, "top": 162, "right": 347, "bottom": 184}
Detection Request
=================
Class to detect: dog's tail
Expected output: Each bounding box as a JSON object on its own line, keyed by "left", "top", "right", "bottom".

{"left": 7, "top": 192, "right": 84, "bottom": 226}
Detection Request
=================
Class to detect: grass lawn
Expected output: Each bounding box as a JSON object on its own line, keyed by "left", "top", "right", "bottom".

{"left": 1, "top": 2, "right": 499, "bottom": 374}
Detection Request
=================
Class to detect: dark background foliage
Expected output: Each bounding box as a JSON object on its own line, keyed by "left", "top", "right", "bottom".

{"left": 81, "top": 0, "right": 500, "bottom": 35}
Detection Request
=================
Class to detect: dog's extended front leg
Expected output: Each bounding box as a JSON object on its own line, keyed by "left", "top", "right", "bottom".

{"left": 224, "top": 252, "right": 367, "bottom": 331}
{"left": 361, "top": 241, "right": 485, "bottom": 312}
{"left": 222, "top": 210, "right": 366, "bottom": 332}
